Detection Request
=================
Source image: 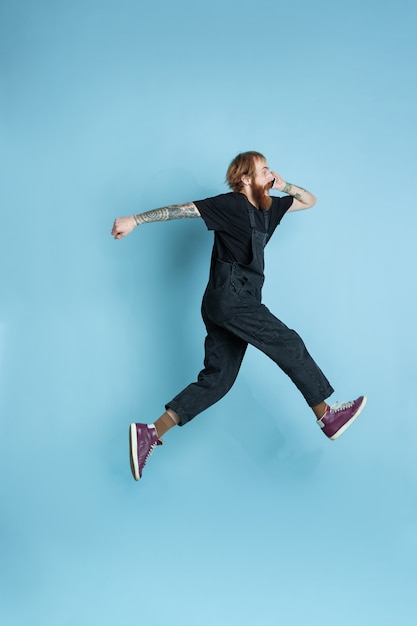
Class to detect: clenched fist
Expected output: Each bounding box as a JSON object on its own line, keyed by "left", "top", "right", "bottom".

{"left": 111, "top": 216, "right": 137, "bottom": 239}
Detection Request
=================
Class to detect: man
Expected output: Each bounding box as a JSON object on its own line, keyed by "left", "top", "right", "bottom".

{"left": 111, "top": 151, "right": 367, "bottom": 482}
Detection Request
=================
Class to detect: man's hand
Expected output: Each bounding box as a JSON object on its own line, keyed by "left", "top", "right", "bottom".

{"left": 111, "top": 216, "right": 137, "bottom": 239}
{"left": 270, "top": 172, "right": 286, "bottom": 191}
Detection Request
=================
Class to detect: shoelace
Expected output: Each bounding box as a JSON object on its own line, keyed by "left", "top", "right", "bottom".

{"left": 330, "top": 400, "right": 354, "bottom": 413}
{"left": 143, "top": 440, "right": 162, "bottom": 467}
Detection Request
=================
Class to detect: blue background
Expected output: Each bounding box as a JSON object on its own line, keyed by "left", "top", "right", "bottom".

{"left": 1, "top": 1, "right": 416, "bottom": 624}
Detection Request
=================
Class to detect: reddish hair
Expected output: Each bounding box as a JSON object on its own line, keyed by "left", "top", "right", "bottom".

{"left": 225, "top": 151, "right": 266, "bottom": 192}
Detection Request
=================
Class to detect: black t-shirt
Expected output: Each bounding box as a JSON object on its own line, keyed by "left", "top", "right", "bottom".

{"left": 194, "top": 192, "right": 293, "bottom": 265}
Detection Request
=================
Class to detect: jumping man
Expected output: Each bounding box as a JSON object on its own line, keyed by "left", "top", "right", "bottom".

{"left": 111, "top": 151, "right": 367, "bottom": 481}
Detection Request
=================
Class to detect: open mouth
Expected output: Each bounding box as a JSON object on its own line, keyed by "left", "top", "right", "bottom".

{"left": 264, "top": 179, "right": 275, "bottom": 195}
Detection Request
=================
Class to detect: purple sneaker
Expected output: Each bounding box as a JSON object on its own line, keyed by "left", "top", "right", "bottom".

{"left": 317, "top": 396, "right": 367, "bottom": 440}
{"left": 129, "top": 423, "right": 162, "bottom": 481}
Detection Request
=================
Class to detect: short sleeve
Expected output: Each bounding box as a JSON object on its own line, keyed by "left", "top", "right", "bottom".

{"left": 194, "top": 193, "right": 236, "bottom": 231}
{"left": 267, "top": 195, "right": 294, "bottom": 237}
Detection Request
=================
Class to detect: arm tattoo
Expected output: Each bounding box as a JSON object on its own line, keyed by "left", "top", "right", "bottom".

{"left": 133, "top": 202, "right": 200, "bottom": 225}
{"left": 283, "top": 183, "right": 307, "bottom": 200}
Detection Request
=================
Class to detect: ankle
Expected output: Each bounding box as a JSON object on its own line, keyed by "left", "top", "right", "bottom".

{"left": 312, "top": 402, "right": 329, "bottom": 420}
{"left": 154, "top": 410, "right": 179, "bottom": 438}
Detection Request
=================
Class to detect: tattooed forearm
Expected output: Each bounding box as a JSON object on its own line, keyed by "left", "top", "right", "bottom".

{"left": 283, "top": 182, "right": 316, "bottom": 210}
{"left": 283, "top": 182, "right": 307, "bottom": 197}
{"left": 133, "top": 202, "right": 200, "bottom": 225}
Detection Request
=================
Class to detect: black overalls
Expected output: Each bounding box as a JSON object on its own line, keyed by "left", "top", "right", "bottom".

{"left": 166, "top": 203, "right": 334, "bottom": 425}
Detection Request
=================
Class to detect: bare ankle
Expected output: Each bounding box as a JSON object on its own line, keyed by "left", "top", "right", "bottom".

{"left": 312, "top": 402, "right": 329, "bottom": 420}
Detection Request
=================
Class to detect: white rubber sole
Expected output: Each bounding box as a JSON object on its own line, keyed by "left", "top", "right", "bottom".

{"left": 330, "top": 396, "right": 367, "bottom": 440}
{"left": 129, "top": 423, "right": 140, "bottom": 480}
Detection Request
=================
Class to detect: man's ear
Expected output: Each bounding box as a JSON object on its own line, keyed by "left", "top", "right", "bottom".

{"left": 241, "top": 174, "right": 251, "bottom": 187}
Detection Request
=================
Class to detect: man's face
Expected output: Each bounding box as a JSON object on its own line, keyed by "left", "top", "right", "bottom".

{"left": 251, "top": 158, "right": 275, "bottom": 210}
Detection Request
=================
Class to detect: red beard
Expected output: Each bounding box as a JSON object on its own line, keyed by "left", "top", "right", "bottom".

{"left": 251, "top": 181, "right": 273, "bottom": 211}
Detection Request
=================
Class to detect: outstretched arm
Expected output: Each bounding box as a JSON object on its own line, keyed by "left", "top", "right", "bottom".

{"left": 271, "top": 172, "right": 316, "bottom": 211}
{"left": 111, "top": 202, "right": 201, "bottom": 239}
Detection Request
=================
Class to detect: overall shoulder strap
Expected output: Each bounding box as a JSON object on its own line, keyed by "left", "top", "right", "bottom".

{"left": 243, "top": 195, "right": 256, "bottom": 228}
{"left": 247, "top": 205, "right": 256, "bottom": 229}
{"left": 264, "top": 209, "right": 270, "bottom": 232}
